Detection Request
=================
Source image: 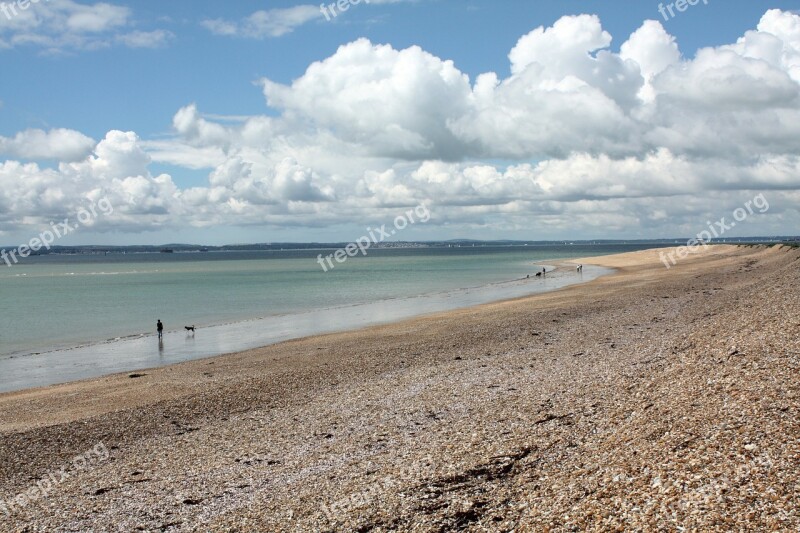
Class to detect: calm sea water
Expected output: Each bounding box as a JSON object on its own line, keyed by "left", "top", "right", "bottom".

{"left": 0, "top": 245, "right": 662, "bottom": 391}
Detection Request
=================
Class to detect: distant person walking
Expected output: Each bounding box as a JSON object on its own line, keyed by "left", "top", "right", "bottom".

{"left": 157, "top": 319, "right": 164, "bottom": 340}
{"left": 542, "top": 267, "right": 546, "bottom": 277}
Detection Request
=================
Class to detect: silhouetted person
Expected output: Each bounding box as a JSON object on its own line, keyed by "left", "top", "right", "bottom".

{"left": 157, "top": 319, "right": 164, "bottom": 340}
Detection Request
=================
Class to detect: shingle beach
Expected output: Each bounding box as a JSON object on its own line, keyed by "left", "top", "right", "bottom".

{"left": 1, "top": 245, "right": 798, "bottom": 532}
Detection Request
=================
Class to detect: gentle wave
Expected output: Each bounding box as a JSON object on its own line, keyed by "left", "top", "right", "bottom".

{"left": 0, "top": 269, "right": 161, "bottom": 279}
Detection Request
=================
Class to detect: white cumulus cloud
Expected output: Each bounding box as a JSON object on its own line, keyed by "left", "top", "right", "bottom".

{"left": 2, "top": 9, "right": 800, "bottom": 240}
{"left": 0, "top": 128, "right": 95, "bottom": 161}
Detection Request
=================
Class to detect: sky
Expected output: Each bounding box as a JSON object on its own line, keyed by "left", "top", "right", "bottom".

{"left": 0, "top": 0, "right": 799, "bottom": 246}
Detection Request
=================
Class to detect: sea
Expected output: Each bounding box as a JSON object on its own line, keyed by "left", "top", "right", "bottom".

{"left": 0, "top": 244, "right": 662, "bottom": 392}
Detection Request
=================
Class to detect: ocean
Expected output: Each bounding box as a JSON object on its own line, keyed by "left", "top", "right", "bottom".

{"left": 0, "top": 244, "right": 660, "bottom": 392}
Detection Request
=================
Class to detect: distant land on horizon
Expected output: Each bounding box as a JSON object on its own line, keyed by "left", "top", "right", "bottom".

{"left": 3, "top": 237, "right": 798, "bottom": 256}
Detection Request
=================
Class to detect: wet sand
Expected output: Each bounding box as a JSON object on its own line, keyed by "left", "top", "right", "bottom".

{"left": 0, "top": 244, "right": 798, "bottom": 531}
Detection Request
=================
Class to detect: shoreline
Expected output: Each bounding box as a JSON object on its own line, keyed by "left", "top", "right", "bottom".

{"left": 0, "top": 244, "right": 742, "bottom": 403}
{"left": 1, "top": 244, "right": 649, "bottom": 365}
{"left": 0, "top": 260, "right": 611, "bottom": 394}
{"left": 1, "top": 244, "right": 798, "bottom": 531}
{"left": 0, "top": 262, "right": 568, "bottom": 359}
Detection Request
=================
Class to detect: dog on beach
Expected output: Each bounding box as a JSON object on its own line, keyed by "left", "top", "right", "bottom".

{"left": 185, "top": 326, "right": 195, "bottom": 332}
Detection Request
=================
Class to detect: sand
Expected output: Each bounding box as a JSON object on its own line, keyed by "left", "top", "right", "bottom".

{"left": 0, "top": 244, "right": 798, "bottom": 531}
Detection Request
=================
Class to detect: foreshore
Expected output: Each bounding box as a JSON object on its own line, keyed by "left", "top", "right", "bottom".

{"left": 1, "top": 244, "right": 798, "bottom": 531}
{"left": 0, "top": 259, "right": 610, "bottom": 395}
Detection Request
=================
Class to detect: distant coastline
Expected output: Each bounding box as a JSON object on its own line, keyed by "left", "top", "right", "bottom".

{"left": 2, "top": 237, "right": 798, "bottom": 257}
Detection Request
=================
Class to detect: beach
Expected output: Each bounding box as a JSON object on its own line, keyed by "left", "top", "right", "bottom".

{"left": 1, "top": 244, "right": 798, "bottom": 531}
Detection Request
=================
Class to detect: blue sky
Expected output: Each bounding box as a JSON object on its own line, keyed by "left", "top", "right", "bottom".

{"left": 1, "top": 0, "right": 799, "bottom": 245}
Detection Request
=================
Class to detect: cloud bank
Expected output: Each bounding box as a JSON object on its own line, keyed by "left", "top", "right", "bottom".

{"left": 2, "top": 9, "right": 799, "bottom": 239}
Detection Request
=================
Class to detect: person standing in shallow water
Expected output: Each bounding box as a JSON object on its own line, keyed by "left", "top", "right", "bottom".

{"left": 157, "top": 319, "right": 164, "bottom": 340}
